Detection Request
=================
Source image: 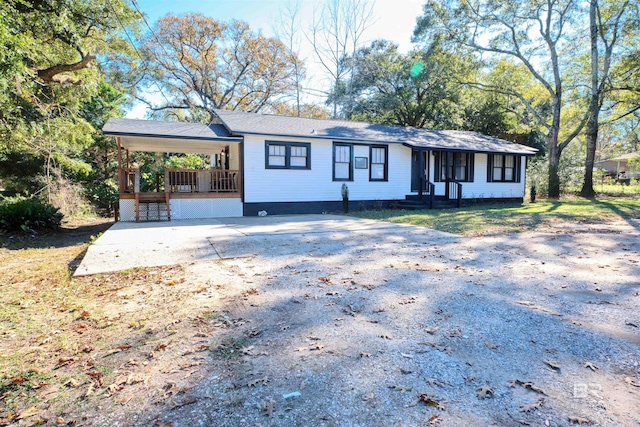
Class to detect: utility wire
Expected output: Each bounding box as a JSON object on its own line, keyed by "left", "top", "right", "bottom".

{"left": 104, "top": 0, "right": 174, "bottom": 108}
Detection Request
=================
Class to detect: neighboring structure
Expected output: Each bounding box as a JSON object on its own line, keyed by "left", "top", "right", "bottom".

{"left": 596, "top": 151, "right": 640, "bottom": 183}
{"left": 103, "top": 109, "right": 537, "bottom": 221}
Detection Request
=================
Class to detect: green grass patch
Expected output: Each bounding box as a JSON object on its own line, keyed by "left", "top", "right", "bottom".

{"left": 353, "top": 197, "right": 640, "bottom": 235}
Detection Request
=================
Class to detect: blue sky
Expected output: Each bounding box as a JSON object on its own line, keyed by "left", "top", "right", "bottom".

{"left": 128, "top": 0, "right": 425, "bottom": 117}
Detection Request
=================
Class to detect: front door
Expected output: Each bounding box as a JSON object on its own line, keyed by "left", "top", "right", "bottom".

{"left": 410, "top": 149, "right": 429, "bottom": 192}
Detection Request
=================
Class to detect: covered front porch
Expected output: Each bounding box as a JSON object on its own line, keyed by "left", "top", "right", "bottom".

{"left": 104, "top": 118, "right": 244, "bottom": 221}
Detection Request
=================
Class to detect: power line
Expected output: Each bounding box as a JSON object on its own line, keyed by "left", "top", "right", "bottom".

{"left": 104, "top": 0, "right": 174, "bottom": 109}
{"left": 130, "top": 0, "right": 209, "bottom": 121}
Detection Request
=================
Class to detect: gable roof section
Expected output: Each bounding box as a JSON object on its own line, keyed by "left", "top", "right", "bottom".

{"left": 213, "top": 109, "right": 537, "bottom": 155}
{"left": 103, "top": 118, "right": 240, "bottom": 141}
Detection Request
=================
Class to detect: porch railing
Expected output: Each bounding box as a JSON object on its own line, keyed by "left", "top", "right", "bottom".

{"left": 418, "top": 177, "right": 436, "bottom": 209}
{"left": 119, "top": 167, "right": 138, "bottom": 193}
{"left": 165, "top": 169, "right": 240, "bottom": 194}
{"left": 448, "top": 180, "right": 463, "bottom": 208}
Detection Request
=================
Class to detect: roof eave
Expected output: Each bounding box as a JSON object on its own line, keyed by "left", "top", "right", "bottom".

{"left": 102, "top": 130, "right": 242, "bottom": 142}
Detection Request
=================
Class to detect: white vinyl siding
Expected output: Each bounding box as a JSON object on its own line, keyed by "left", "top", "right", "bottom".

{"left": 243, "top": 135, "right": 412, "bottom": 203}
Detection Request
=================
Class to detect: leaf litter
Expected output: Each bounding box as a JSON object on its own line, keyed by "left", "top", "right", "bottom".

{"left": 3, "top": 216, "right": 640, "bottom": 426}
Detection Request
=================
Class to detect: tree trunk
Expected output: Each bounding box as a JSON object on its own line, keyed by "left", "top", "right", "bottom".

{"left": 581, "top": 114, "right": 598, "bottom": 198}
{"left": 580, "top": 0, "right": 599, "bottom": 199}
{"left": 547, "top": 127, "right": 561, "bottom": 198}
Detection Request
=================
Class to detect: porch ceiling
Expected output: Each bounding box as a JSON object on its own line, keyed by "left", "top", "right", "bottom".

{"left": 118, "top": 135, "right": 237, "bottom": 154}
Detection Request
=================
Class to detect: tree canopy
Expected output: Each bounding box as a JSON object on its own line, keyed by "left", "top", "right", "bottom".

{"left": 137, "top": 14, "right": 303, "bottom": 120}
{"left": 0, "top": 0, "right": 140, "bottom": 210}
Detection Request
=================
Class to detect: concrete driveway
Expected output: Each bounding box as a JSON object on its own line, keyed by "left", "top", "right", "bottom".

{"left": 74, "top": 214, "right": 452, "bottom": 276}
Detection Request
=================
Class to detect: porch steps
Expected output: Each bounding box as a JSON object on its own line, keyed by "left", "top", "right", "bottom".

{"left": 136, "top": 193, "right": 170, "bottom": 222}
{"left": 395, "top": 195, "right": 461, "bottom": 210}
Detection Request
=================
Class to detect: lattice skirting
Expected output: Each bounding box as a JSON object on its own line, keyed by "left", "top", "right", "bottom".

{"left": 170, "top": 198, "right": 242, "bottom": 219}
{"left": 119, "top": 198, "right": 243, "bottom": 221}
{"left": 119, "top": 199, "right": 136, "bottom": 221}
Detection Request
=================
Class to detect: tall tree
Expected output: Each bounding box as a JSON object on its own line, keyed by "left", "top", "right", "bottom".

{"left": 309, "top": 0, "right": 376, "bottom": 118}
{"left": 0, "top": 0, "right": 140, "bottom": 205}
{"left": 581, "top": 0, "right": 639, "bottom": 197}
{"left": 273, "top": 0, "right": 306, "bottom": 117}
{"left": 138, "top": 14, "right": 302, "bottom": 120}
{"left": 345, "top": 39, "right": 477, "bottom": 128}
{"left": 414, "top": 0, "right": 588, "bottom": 198}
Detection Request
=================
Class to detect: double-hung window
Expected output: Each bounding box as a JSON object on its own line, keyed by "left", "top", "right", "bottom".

{"left": 487, "top": 154, "right": 520, "bottom": 182}
{"left": 434, "top": 152, "right": 474, "bottom": 182}
{"left": 265, "top": 141, "right": 310, "bottom": 169}
{"left": 333, "top": 143, "right": 353, "bottom": 181}
{"left": 370, "top": 146, "right": 388, "bottom": 181}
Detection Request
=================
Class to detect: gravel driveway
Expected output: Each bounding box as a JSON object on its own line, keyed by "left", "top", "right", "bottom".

{"left": 98, "top": 215, "right": 640, "bottom": 426}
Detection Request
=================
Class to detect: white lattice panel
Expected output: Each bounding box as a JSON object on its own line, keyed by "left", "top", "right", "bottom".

{"left": 119, "top": 199, "right": 136, "bottom": 221}
{"left": 170, "top": 198, "right": 242, "bottom": 219}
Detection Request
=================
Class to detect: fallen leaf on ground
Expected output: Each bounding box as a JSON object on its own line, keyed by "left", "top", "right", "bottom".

{"left": 63, "top": 378, "right": 82, "bottom": 388}
{"left": 476, "top": 385, "right": 494, "bottom": 399}
{"left": 117, "top": 394, "right": 134, "bottom": 405}
{"left": 107, "top": 384, "right": 123, "bottom": 395}
{"left": 247, "top": 376, "right": 269, "bottom": 387}
{"left": 543, "top": 360, "right": 561, "bottom": 371}
{"left": 10, "top": 376, "right": 28, "bottom": 385}
{"left": 72, "top": 323, "right": 87, "bottom": 334}
{"left": 520, "top": 398, "right": 544, "bottom": 412}
{"left": 509, "top": 379, "right": 546, "bottom": 395}
{"left": 17, "top": 406, "right": 39, "bottom": 420}
{"left": 568, "top": 415, "right": 591, "bottom": 425}
{"left": 419, "top": 394, "right": 445, "bottom": 409}
{"left": 424, "top": 377, "right": 446, "bottom": 387}
{"left": 584, "top": 361, "right": 598, "bottom": 371}
{"left": 516, "top": 301, "right": 535, "bottom": 307}
{"left": 624, "top": 377, "right": 640, "bottom": 387}
{"left": 262, "top": 399, "right": 274, "bottom": 417}
{"left": 241, "top": 345, "right": 255, "bottom": 355}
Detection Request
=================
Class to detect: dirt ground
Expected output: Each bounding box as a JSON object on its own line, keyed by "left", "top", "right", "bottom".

{"left": 1, "top": 217, "right": 639, "bottom": 426}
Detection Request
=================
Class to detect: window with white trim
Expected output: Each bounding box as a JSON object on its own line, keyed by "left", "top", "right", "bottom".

{"left": 333, "top": 143, "right": 352, "bottom": 181}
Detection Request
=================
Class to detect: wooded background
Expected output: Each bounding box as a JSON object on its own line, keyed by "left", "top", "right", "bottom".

{"left": 1, "top": 0, "right": 638, "bottom": 216}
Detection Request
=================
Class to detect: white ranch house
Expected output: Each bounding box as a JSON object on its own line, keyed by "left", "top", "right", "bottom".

{"left": 102, "top": 109, "right": 537, "bottom": 221}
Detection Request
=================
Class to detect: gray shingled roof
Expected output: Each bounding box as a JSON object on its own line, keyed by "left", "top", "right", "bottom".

{"left": 103, "top": 118, "right": 238, "bottom": 141}
{"left": 214, "top": 109, "right": 537, "bottom": 155}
